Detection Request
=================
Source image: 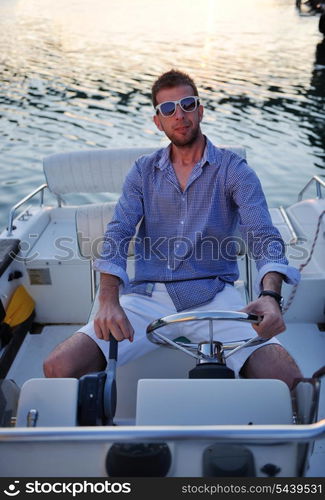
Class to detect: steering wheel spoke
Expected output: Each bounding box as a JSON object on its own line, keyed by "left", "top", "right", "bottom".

{"left": 146, "top": 310, "right": 268, "bottom": 363}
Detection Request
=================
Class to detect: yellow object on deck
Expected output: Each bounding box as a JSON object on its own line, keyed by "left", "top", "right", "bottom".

{"left": 4, "top": 285, "right": 35, "bottom": 327}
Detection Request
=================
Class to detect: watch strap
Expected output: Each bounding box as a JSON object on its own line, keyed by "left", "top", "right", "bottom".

{"left": 258, "top": 290, "right": 283, "bottom": 310}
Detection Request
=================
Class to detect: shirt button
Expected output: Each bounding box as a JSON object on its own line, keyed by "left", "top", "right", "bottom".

{"left": 180, "top": 220, "right": 184, "bottom": 224}
{"left": 182, "top": 197, "right": 185, "bottom": 202}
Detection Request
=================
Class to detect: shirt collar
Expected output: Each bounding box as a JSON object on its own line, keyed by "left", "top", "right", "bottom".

{"left": 204, "top": 136, "right": 222, "bottom": 167}
{"left": 155, "top": 135, "right": 216, "bottom": 171}
{"left": 156, "top": 144, "right": 172, "bottom": 171}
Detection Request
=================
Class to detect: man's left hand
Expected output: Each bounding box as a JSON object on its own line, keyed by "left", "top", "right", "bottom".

{"left": 240, "top": 296, "right": 285, "bottom": 339}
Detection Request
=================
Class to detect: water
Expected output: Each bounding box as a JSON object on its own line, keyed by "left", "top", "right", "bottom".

{"left": 0, "top": 0, "right": 324, "bottom": 230}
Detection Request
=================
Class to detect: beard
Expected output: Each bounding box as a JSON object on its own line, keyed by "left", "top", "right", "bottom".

{"left": 165, "top": 121, "right": 202, "bottom": 148}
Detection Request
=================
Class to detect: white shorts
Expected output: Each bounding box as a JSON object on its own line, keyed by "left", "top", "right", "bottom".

{"left": 79, "top": 283, "right": 280, "bottom": 377}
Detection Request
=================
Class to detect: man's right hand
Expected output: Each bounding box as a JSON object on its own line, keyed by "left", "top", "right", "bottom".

{"left": 93, "top": 273, "right": 134, "bottom": 342}
{"left": 94, "top": 302, "right": 134, "bottom": 342}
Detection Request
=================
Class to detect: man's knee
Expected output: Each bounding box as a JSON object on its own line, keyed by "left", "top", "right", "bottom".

{"left": 43, "top": 351, "right": 72, "bottom": 378}
{"left": 43, "top": 333, "right": 87, "bottom": 378}
{"left": 241, "top": 343, "right": 303, "bottom": 389}
{"left": 43, "top": 333, "right": 107, "bottom": 379}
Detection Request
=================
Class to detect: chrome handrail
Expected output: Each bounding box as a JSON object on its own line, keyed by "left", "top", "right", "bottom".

{"left": 1, "top": 419, "right": 325, "bottom": 443}
{"left": 7, "top": 183, "right": 48, "bottom": 236}
{"left": 279, "top": 206, "right": 299, "bottom": 244}
{"left": 297, "top": 176, "right": 325, "bottom": 202}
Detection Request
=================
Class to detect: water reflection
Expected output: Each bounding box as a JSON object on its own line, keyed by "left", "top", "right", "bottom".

{"left": 0, "top": 0, "right": 324, "bottom": 228}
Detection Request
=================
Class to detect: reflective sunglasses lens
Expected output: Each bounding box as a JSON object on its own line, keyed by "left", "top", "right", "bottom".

{"left": 160, "top": 101, "right": 176, "bottom": 116}
{"left": 180, "top": 97, "right": 197, "bottom": 112}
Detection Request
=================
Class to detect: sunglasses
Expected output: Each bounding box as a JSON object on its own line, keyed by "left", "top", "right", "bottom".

{"left": 155, "top": 96, "right": 201, "bottom": 117}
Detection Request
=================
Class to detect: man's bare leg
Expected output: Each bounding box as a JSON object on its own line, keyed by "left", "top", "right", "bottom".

{"left": 240, "top": 344, "right": 303, "bottom": 389}
{"left": 43, "top": 333, "right": 106, "bottom": 379}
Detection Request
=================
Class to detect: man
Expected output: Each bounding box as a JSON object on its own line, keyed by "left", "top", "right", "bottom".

{"left": 44, "top": 70, "right": 302, "bottom": 387}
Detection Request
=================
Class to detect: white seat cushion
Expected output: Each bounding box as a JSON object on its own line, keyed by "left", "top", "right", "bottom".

{"left": 43, "top": 146, "right": 246, "bottom": 195}
{"left": 43, "top": 147, "right": 156, "bottom": 195}
{"left": 76, "top": 202, "right": 138, "bottom": 259}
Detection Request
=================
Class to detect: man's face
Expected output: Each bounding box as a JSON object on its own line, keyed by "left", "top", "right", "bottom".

{"left": 153, "top": 84, "right": 203, "bottom": 147}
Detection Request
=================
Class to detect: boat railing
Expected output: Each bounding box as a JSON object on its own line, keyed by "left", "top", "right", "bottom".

{"left": 1, "top": 418, "right": 325, "bottom": 443}
{"left": 297, "top": 175, "right": 325, "bottom": 202}
{"left": 278, "top": 206, "right": 299, "bottom": 244}
{"left": 7, "top": 183, "right": 48, "bottom": 236}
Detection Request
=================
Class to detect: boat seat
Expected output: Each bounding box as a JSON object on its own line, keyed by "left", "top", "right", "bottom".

{"left": 43, "top": 147, "right": 156, "bottom": 195}
{"left": 69, "top": 144, "right": 246, "bottom": 269}
{"left": 136, "top": 378, "right": 293, "bottom": 425}
{"left": 76, "top": 204, "right": 247, "bottom": 262}
{"left": 76, "top": 202, "right": 138, "bottom": 260}
{"left": 67, "top": 145, "right": 246, "bottom": 261}
{"left": 43, "top": 145, "right": 246, "bottom": 196}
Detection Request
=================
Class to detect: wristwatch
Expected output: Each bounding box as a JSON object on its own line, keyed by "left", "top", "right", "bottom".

{"left": 258, "top": 290, "right": 284, "bottom": 312}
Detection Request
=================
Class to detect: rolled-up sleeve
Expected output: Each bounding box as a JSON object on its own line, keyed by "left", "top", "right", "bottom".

{"left": 254, "top": 262, "right": 300, "bottom": 293}
{"left": 93, "top": 160, "right": 144, "bottom": 288}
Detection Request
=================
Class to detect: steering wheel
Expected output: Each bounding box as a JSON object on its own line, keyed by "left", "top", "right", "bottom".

{"left": 146, "top": 310, "right": 270, "bottom": 363}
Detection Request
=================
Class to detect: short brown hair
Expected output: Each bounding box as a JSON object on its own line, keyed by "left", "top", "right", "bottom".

{"left": 151, "top": 69, "right": 199, "bottom": 107}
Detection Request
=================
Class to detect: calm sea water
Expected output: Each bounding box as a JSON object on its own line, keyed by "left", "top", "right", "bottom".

{"left": 0, "top": 0, "right": 324, "bottom": 230}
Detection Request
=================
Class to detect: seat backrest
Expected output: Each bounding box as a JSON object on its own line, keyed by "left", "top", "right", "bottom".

{"left": 71, "top": 146, "right": 246, "bottom": 259}
{"left": 43, "top": 146, "right": 246, "bottom": 195}
{"left": 76, "top": 202, "right": 137, "bottom": 259}
{"left": 43, "top": 147, "right": 156, "bottom": 195}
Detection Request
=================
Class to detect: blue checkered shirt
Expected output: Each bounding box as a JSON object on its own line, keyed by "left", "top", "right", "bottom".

{"left": 94, "top": 138, "right": 300, "bottom": 311}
